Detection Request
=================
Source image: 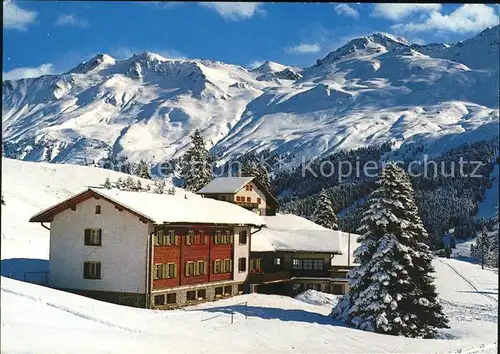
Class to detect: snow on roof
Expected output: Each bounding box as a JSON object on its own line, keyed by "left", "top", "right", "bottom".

{"left": 251, "top": 214, "right": 354, "bottom": 254}
{"left": 30, "top": 187, "right": 265, "bottom": 226}
{"left": 92, "top": 188, "right": 264, "bottom": 225}
{"left": 197, "top": 177, "right": 254, "bottom": 194}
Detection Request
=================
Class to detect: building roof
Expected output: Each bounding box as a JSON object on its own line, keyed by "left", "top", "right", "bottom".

{"left": 197, "top": 177, "right": 254, "bottom": 194}
{"left": 251, "top": 214, "right": 356, "bottom": 254}
{"left": 29, "top": 187, "right": 265, "bottom": 226}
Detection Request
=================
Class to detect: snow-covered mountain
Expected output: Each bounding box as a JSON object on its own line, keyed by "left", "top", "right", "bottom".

{"left": 2, "top": 26, "right": 499, "bottom": 166}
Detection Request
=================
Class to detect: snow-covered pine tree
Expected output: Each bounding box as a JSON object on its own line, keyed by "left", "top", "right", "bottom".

{"left": 153, "top": 180, "right": 166, "bottom": 194}
{"left": 116, "top": 177, "right": 124, "bottom": 190}
{"left": 240, "top": 153, "right": 273, "bottom": 193}
{"left": 256, "top": 164, "right": 272, "bottom": 193}
{"left": 103, "top": 178, "right": 112, "bottom": 189}
{"left": 312, "top": 189, "right": 339, "bottom": 230}
{"left": 332, "top": 163, "right": 448, "bottom": 338}
{"left": 167, "top": 186, "right": 176, "bottom": 195}
{"left": 390, "top": 165, "right": 449, "bottom": 337}
{"left": 486, "top": 204, "right": 499, "bottom": 267}
{"left": 240, "top": 154, "right": 259, "bottom": 178}
{"left": 124, "top": 176, "right": 135, "bottom": 191}
{"left": 181, "top": 130, "right": 213, "bottom": 192}
{"left": 134, "top": 159, "right": 151, "bottom": 179}
{"left": 135, "top": 180, "right": 143, "bottom": 192}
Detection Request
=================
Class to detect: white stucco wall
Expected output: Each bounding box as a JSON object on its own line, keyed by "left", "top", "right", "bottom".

{"left": 233, "top": 226, "right": 251, "bottom": 282}
{"left": 49, "top": 196, "right": 152, "bottom": 293}
{"left": 234, "top": 182, "right": 267, "bottom": 213}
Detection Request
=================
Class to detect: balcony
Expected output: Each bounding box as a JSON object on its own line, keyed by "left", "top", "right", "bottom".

{"left": 248, "top": 270, "right": 291, "bottom": 284}
{"left": 235, "top": 201, "right": 259, "bottom": 209}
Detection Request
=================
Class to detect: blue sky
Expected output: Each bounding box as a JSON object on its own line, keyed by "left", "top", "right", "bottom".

{"left": 3, "top": 2, "right": 499, "bottom": 79}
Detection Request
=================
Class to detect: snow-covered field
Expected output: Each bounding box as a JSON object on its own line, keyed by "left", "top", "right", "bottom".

{"left": 1, "top": 158, "right": 498, "bottom": 353}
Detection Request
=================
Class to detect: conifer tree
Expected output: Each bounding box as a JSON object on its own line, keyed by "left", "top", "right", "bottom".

{"left": 103, "top": 178, "right": 112, "bottom": 189}
{"left": 181, "top": 130, "right": 213, "bottom": 192}
{"left": 116, "top": 177, "right": 125, "bottom": 190}
{"left": 312, "top": 189, "right": 339, "bottom": 230}
{"left": 167, "top": 186, "right": 176, "bottom": 195}
{"left": 240, "top": 153, "right": 273, "bottom": 193}
{"left": 153, "top": 180, "right": 166, "bottom": 194}
{"left": 124, "top": 176, "right": 135, "bottom": 191}
{"left": 134, "top": 159, "right": 151, "bottom": 179}
{"left": 332, "top": 163, "right": 448, "bottom": 338}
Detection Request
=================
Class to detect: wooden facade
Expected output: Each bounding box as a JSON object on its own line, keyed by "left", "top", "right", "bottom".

{"left": 248, "top": 251, "right": 354, "bottom": 296}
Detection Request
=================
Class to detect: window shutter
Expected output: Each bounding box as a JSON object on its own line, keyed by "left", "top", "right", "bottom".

{"left": 162, "top": 265, "right": 168, "bottom": 279}
{"left": 98, "top": 229, "right": 102, "bottom": 245}
{"left": 213, "top": 260, "right": 217, "bottom": 274}
{"left": 174, "top": 263, "right": 177, "bottom": 277}
{"left": 83, "top": 262, "right": 88, "bottom": 278}
{"left": 175, "top": 235, "right": 179, "bottom": 246}
{"left": 153, "top": 265, "right": 159, "bottom": 280}
{"left": 230, "top": 234, "right": 234, "bottom": 244}
{"left": 185, "top": 263, "right": 189, "bottom": 277}
{"left": 229, "top": 260, "right": 233, "bottom": 272}
{"left": 96, "top": 263, "right": 101, "bottom": 278}
{"left": 84, "top": 229, "right": 90, "bottom": 245}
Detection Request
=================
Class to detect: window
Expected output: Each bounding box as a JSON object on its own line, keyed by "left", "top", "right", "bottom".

{"left": 246, "top": 197, "right": 251, "bottom": 202}
{"left": 196, "top": 260, "right": 206, "bottom": 275}
{"left": 185, "top": 261, "right": 195, "bottom": 277}
{"left": 239, "top": 230, "right": 247, "bottom": 244}
{"left": 238, "top": 257, "right": 246, "bottom": 272}
{"left": 197, "top": 289, "right": 206, "bottom": 300}
{"left": 155, "top": 230, "right": 177, "bottom": 246}
{"left": 250, "top": 258, "right": 261, "bottom": 271}
{"left": 83, "top": 261, "right": 101, "bottom": 279}
{"left": 238, "top": 284, "right": 244, "bottom": 294}
{"left": 224, "top": 285, "right": 232, "bottom": 295}
{"left": 199, "top": 230, "right": 206, "bottom": 245}
{"left": 186, "top": 230, "right": 194, "bottom": 245}
{"left": 154, "top": 263, "right": 177, "bottom": 279}
{"left": 214, "top": 230, "right": 232, "bottom": 245}
{"left": 273, "top": 257, "right": 282, "bottom": 266}
{"left": 257, "top": 198, "right": 261, "bottom": 204}
{"left": 223, "top": 230, "right": 233, "bottom": 244}
{"left": 245, "top": 184, "right": 253, "bottom": 191}
{"left": 219, "top": 196, "right": 226, "bottom": 201}
{"left": 215, "top": 287, "right": 223, "bottom": 296}
{"left": 186, "top": 290, "right": 196, "bottom": 301}
{"left": 154, "top": 294, "right": 165, "bottom": 306}
{"left": 166, "top": 293, "right": 177, "bottom": 304}
{"left": 84, "top": 229, "right": 102, "bottom": 246}
{"left": 223, "top": 259, "right": 232, "bottom": 273}
{"left": 213, "top": 259, "right": 222, "bottom": 274}
{"left": 292, "top": 259, "right": 324, "bottom": 271}
{"left": 214, "top": 231, "right": 222, "bottom": 244}
{"left": 95, "top": 205, "right": 101, "bottom": 214}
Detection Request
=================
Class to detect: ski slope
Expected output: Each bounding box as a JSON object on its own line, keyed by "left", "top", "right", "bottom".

{"left": 1, "top": 158, "right": 498, "bottom": 353}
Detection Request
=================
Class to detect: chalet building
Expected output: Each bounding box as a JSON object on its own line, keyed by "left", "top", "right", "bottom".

{"left": 197, "top": 177, "right": 277, "bottom": 216}
{"left": 247, "top": 214, "right": 359, "bottom": 296}
{"left": 29, "top": 188, "right": 264, "bottom": 309}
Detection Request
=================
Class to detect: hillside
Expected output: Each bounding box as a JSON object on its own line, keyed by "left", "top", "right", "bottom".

{"left": 0, "top": 157, "right": 178, "bottom": 261}
{"left": 1, "top": 158, "right": 498, "bottom": 354}
{"left": 2, "top": 27, "right": 499, "bottom": 166}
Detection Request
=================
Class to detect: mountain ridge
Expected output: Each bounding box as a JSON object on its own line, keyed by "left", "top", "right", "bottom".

{"left": 2, "top": 26, "right": 499, "bottom": 167}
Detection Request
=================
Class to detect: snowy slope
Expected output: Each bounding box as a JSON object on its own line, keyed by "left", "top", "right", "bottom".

{"left": 477, "top": 162, "right": 499, "bottom": 219}
{"left": 214, "top": 30, "right": 499, "bottom": 162}
{"left": 3, "top": 27, "right": 499, "bottom": 166}
{"left": 1, "top": 258, "right": 497, "bottom": 354}
{"left": 1, "top": 159, "right": 498, "bottom": 353}
{"left": 412, "top": 26, "right": 499, "bottom": 71}
{"left": 0, "top": 157, "right": 178, "bottom": 261}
